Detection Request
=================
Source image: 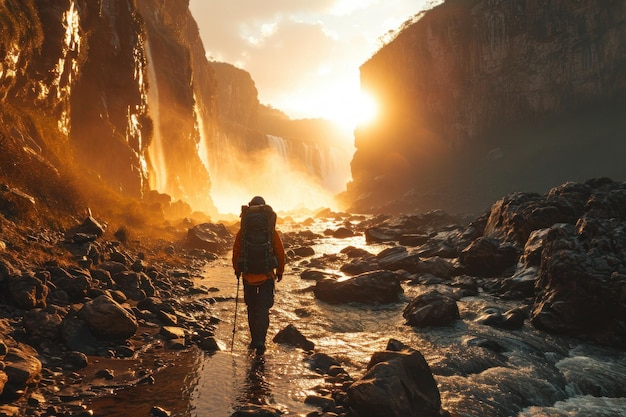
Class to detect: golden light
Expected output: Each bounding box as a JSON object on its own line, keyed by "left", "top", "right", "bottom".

{"left": 321, "top": 88, "right": 379, "bottom": 132}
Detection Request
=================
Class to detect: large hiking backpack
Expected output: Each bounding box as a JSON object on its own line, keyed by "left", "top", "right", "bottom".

{"left": 237, "top": 204, "right": 278, "bottom": 274}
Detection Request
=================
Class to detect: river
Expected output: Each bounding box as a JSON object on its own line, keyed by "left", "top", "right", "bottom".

{"left": 86, "top": 217, "right": 626, "bottom": 417}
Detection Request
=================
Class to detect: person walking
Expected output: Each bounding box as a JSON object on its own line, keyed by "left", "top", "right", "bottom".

{"left": 232, "top": 196, "right": 285, "bottom": 355}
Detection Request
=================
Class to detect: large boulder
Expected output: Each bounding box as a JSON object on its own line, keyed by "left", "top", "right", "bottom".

{"left": 77, "top": 295, "right": 138, "bottom": 341}
{"left": 314, "top": 270, "right": 403, "bottom": 304}
{"left": 187, "top": 223, "right": 233, "bottom": 253}
{"left": 403, "top": 290, "right": 460, "bottom": 327}
{"left": 346, "top": 340, "right": 445, "bottom": 417}
{"left": 531, "top": 219, "right": 626, "bottom": 347}
{"left": 459, "top": 236, "right": 519, "bottom": 277}
{"left": 1, "top": 343, "right": 42, "bottom": 398}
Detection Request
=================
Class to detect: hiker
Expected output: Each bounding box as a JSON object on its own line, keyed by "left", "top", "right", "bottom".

{"left": 232, "top": 196, "right": 285, "bottom": 355}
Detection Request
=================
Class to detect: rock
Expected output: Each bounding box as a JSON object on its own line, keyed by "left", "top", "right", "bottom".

{"left": 345, "top": 345, "right": 443, "bottom": 417}
{"left": 292, "top": 246, "right": 315, "bottom": 257}
{"left": 230, "top": 404, "right": 282, "bottom": 416}
{"left": 151, "top": 406, "right": 171, "bottom": 417}
{"left": 186, "top": 223, "right": 232, "bottom": 253}
{"left": 67, "top": 215, "right": 105, "bottom": 240}
{"left": 273, "top": 324, "right": 315, "bottom": 351}
{"left": 48, "top": 266, "right": 92, "bottom": 302}
{"left": 476, "top": 307, "right": 526, "bottom": 330}
{"left": 63, "top": 351, "right": 89, "bottom": 370}
{"left": 300, "top": 269, "right": 338, "bottom": 281}
{"left": 403, "top": 290, "right": 460, "bottom": 327}
{"left": 160, "top": 326, "right": 186, "bottom": 340}
{"left": 305, "top": 353, "right": 341, "bottom": 375}
{"left": 5, "top": 272, "right": 48, "bottom": 309}
{"left": 2, "top": 343, "right": 42, "bottom": 394}
{"left": 332, "top": 227, "right": 355, "bottom": 238}
{"left": 314, "top": 270, "right": 403, "bottom": 304}
{"left": 459, "top": 236, "right": 519, "bottom": 277}
{"left": 530, "top": 217, "right": 626, "bottom": 347}
{"left": 78, "top": 295, "right": 138, "bottom": 341}
{"left": 23, "top": 309, "right": 62, "bottom": 343}
{"left": 0, "top": 371, "right": 7, "bottom": 397}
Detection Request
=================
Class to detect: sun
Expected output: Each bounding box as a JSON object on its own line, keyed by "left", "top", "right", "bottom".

{"left": 313, "top": 88, "right": 378, "bottom": 133}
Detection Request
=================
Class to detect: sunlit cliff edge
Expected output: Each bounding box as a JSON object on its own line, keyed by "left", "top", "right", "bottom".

{"left": 342, "top": 0, "right": 626, "bottom": 215}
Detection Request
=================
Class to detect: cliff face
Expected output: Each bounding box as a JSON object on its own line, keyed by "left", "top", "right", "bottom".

{"left": 1, "top": 0, "right": 217, "bottom": 216}
{"left": 346, "top": 0, "right": 626, "bottom": 214}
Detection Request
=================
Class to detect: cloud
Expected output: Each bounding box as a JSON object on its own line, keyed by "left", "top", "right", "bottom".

{"left": 189, "top": 0, "right": 435, "bottom": 118}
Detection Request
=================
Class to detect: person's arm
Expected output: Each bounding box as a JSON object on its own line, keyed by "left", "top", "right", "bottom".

{"left": 232, "top": 229, "right": 242, "bottom": 277}
{"left": 273, "top": 229, "right": 285, "bottom": 279}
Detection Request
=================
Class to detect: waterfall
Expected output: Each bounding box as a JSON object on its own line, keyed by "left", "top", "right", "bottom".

{"left": 267, "top": 135, "right": 353, "bottom": 193}
{"left": 145, "top": 39, "right": 167, "bottom": 192}
{"left": 195, "top": 95, "right": 211, "bottom": 174}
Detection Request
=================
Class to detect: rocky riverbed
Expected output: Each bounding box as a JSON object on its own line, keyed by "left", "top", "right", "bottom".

{"left": 1, "top": 178, "right": 626, "bottom": 417}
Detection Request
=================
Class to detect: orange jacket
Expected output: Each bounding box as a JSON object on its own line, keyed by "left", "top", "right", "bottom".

{"left": 232, "top": 228, "right": 285, "bottom": 285}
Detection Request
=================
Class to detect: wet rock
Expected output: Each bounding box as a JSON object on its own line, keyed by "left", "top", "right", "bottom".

{"left": 340, "top": 246, "right": 373, "bottom": 258}
{"left": 2, "top": 343, "right": 42, "bottom": 396}
{"left": 403, "top": 290, "right": 460, "bottom": 327}
{"left": 0, "top": 371, "right": 7, "bottom": 396}
{"left": 197, "top": 336, "right": 220, "bottom": 352}
{"left": 5, "top": 271, "right": 48, "bottom": 309}
{"left": 78, "top": 295, "right": 138, "bottom": 341}
{"left": 459, "top": 237, "right": 519, "bottom": 277}
{"left": 300, "top": 269, "right": 338, "bottom": 281}
{"left": 483, "top": 184, "right": 587, "bottom": 246}
{"left": 305, "top": 353, "right": 341, "bottom": 375}
{"left": 230, "top": 404, "right": 282, "bottom": 416}
{"left": 63, "top": 351, "right": 89, "bottom": 370}
{"left": 476, "top": 307, "right": 526, "bottom": 330}
{"left": 339, "top": 257, "right": 379, "bottom": 276}
{"left": 331, "top": 227, "right": 355, "bottom": 238}
{"left": 186, "top": 223, "right": 232, "bottom": 253}
{"left": 304, "top": 394, "right": 335, "bottom": 409}
{"left": 365, "top": 227, "right": 402, "bottom": 243}
{"left": 530, "top": 216, "right": 626, "bottom": 347}
{"left": 273, "top": 324, "right": 315, "bottom": 351}
{"left": 292, "top": 246, "right": 315, "bottom": 257}
{"left": 151, "top": 406, "right": 171, "bottom": 417}
{"left": 345, "top": 342, "right": 444, "bottom": 417}
{"left": 314, "top": 270, "right": 402, "bottom": 304}
{"left": 160, "top": 326, "right": 186, "bottom": 340}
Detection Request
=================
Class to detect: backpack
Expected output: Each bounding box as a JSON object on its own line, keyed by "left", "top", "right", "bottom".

{"left": 237, "top": 204, "right": 278, "bottom": 274}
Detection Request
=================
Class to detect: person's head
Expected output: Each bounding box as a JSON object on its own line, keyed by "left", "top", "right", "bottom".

{"left": 249, "top": 196, "right": 266, "bottom": 206}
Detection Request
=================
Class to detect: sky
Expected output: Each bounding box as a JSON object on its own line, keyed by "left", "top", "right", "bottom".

{"left": 189, "top": 0, "right": 440, "bottom": 131}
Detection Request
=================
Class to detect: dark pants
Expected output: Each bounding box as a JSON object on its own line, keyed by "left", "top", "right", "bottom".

{"left": 243, "top": 279, "right": 274, "bottom": 349}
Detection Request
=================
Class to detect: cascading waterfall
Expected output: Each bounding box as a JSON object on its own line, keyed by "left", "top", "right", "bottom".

{"left": 267, "top": 134, "right": 353, "bottom": 193}
{"left": 199, "top": 127, "right": 353, "bottom": 215}
{"left": 145, "top": 39, "right": 168, "bottom": 193}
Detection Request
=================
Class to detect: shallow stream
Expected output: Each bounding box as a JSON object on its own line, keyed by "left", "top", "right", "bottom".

{"left": 87, "top": 218, "right": 626, "bottom": 417}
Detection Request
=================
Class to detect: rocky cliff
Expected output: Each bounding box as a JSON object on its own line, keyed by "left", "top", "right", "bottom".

{"left": 1, "top": 0, "right": 218, "bottom": 217}
{"left": 344, "top": 0, "right": 626, "bottom": 214}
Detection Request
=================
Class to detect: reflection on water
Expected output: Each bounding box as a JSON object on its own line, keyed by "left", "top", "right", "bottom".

{"left": 87, "top": 219, "right": 626, "bottom": 417}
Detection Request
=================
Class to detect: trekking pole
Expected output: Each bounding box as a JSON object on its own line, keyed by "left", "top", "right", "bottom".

{"left": 231, "top": 273, "right": 240, "bottom": 353}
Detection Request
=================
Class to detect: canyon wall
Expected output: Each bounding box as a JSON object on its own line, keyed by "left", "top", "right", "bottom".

{"left": 345, "top": 0, "right": 626, "bottom": 214}
{"left": 1, "top": 0, "right": 217, "bottom": 215}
